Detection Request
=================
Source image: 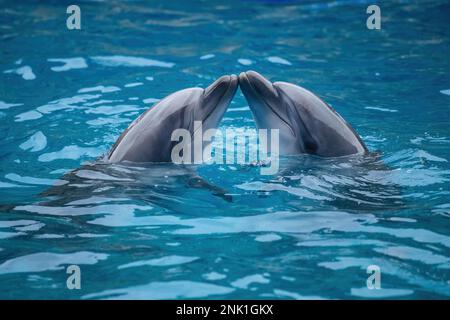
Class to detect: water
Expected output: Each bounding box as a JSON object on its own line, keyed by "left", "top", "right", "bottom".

{"left": 1, "top": 0, "right": 450, "bottom": 299}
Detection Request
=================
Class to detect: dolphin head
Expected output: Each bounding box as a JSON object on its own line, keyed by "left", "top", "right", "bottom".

{"left": 196, "top": 74, "right": 238, "bottom": 131}
{"left": 239, "top": 70, "right": 367, "bottom": 157}
{"left": 107, "top": 75, "right": 238, "bottom": 163}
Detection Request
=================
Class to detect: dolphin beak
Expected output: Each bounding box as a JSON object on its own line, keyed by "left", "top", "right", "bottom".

{"left": 239, "top": 70, "right": 294, "bottom": 133}
{"left": 203, "top": 74, "right": 238, "bottom": 105}
{"left": 238, "top": 71, "right": 279, "bottom": 103}
{"left": 200, "top": 74, "right": 238, "bottom": 126}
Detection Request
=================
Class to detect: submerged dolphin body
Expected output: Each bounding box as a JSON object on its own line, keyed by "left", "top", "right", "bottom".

{"left": 107, "top": 75, "right": 238, "bottom": 163}
{"left": 239, "top": 71, "right": 367, "bottom": 157}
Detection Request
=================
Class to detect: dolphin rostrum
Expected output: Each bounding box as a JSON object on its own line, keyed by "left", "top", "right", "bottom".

{"left": 239, "top": 71, "right": 367, "bottom": 157}
{"left": 107, "top": 75, "right": 238, "bottom": 163}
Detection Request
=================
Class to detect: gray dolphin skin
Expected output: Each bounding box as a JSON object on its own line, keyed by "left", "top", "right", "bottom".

{"left": 239, "top": 70, "right": 367, "bottom": 157}
{"left": 107, "top": 75, "right": 238, "bottom": 163}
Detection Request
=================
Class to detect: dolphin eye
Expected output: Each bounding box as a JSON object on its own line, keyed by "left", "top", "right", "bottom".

{"left": 304, "top": 140, "right": 318, "bottom": 153}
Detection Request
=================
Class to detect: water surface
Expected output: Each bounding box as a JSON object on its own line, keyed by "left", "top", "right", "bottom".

{"left": 0, "top": 0, "right": 450, "bottom": 299}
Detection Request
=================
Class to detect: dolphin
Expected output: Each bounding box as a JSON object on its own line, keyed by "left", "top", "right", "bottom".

{"left": 107, "top": 74, "right": 238, "bottom": 163}
{"left": 239, "top": 71, "right": 367, "bottom": 157}
{"left": 42, "top": 75, "right": 238, "bottom": 203}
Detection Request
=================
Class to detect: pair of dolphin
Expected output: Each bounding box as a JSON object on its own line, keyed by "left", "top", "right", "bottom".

{"left": 107, "top": 71, "right": 367, "bottom": 163}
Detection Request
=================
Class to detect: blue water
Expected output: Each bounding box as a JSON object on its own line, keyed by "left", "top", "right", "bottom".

{"left": 1, "top": 0, "right": 450, "bottom": 299}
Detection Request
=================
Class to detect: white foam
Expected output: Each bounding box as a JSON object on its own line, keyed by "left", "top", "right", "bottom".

{"left": 38, "top": 94, "right": 101, "bottom": 114}
{"left": 238, "top": 58, "right": 253, "bottom": 66}
{"left": 273, "top": 289, "right": 325, "bottom": 300}
{"left": 200, "top": 54, "right": 215, "bottom": 60}
{"left": 143, "top": 98, "right": 160, "bottom": 104}
{"left": 85, "top": 104, "right": 139, "bottom": 115}
{"left": 83, "top": 280, "right": 233, "bottom": 299}
{"left": 4, "top": 65, "right": 36, "bottom": 80}
{"left": 255, "top": 233, "right": 282, "bottom": 242}
{"left": 202, "top": 272, "right": 226, "bottom": 281}
{"left": 0, "top": 220, "right": 39, "bottom": 228}
{"left": 19, "top": 131, "right": 47, "bottom": 152}
{"left": 0, "top": 181, "right": 23, "bottom": 188}
{"left": 38, "top": 145, "right": 102, "bottom": 162}
{"left": 365, "top": 106, "right": 398, "bottom": 113}
{"left": 118, "top": 255, "right": 199, "bottom": 269}
{"left": 124, "top": 82, "right": 143, "bottom": 88}
{"left": 374, "top": 246, "right": 450, "bottom": 265}
{"left": 0, "top": 251, "right": 108, "bottom": 274}
{"left": 5, "top": 173, "right": 66, "bottom": 186}
{"left": 48, "top": 57, "right": 88, "bottom": 72}
{"left": 227, "top": 106, "right": 250, "bottom": 112}
{"left": 0, "top": 101, "right": 23, "bottom": 110}
{"left": 86, "top": 117, "right": 130, "bottom": 126}
{"left": 0, "top": 231, "right": 25, "bottom": 239}
{"left": 78, "top": 85, "right": 120, "bottom": 94}
{"left": 231, "top": 274, "right": 270, "bottom": 289}
{"left": 267, "top": 56, "right": 292, "bottom": 66}
{"left": 15, "top": 110, "right": 42, "bottom": 122}
{"left": 15, "top": 223, "right": 45, "bottom": 232}
{"left": 351, "top": 287, "right": 413, "bottom": 298}
{"left": 74, "top": 170, "right": 133, "bottom": 182}
{"left": 91, "top": 55, "right": 174, "bottom": 68}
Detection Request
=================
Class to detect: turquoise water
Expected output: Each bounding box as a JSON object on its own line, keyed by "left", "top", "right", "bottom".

{"left": 1, "top": 0, "right": 450, "bottom": 299}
